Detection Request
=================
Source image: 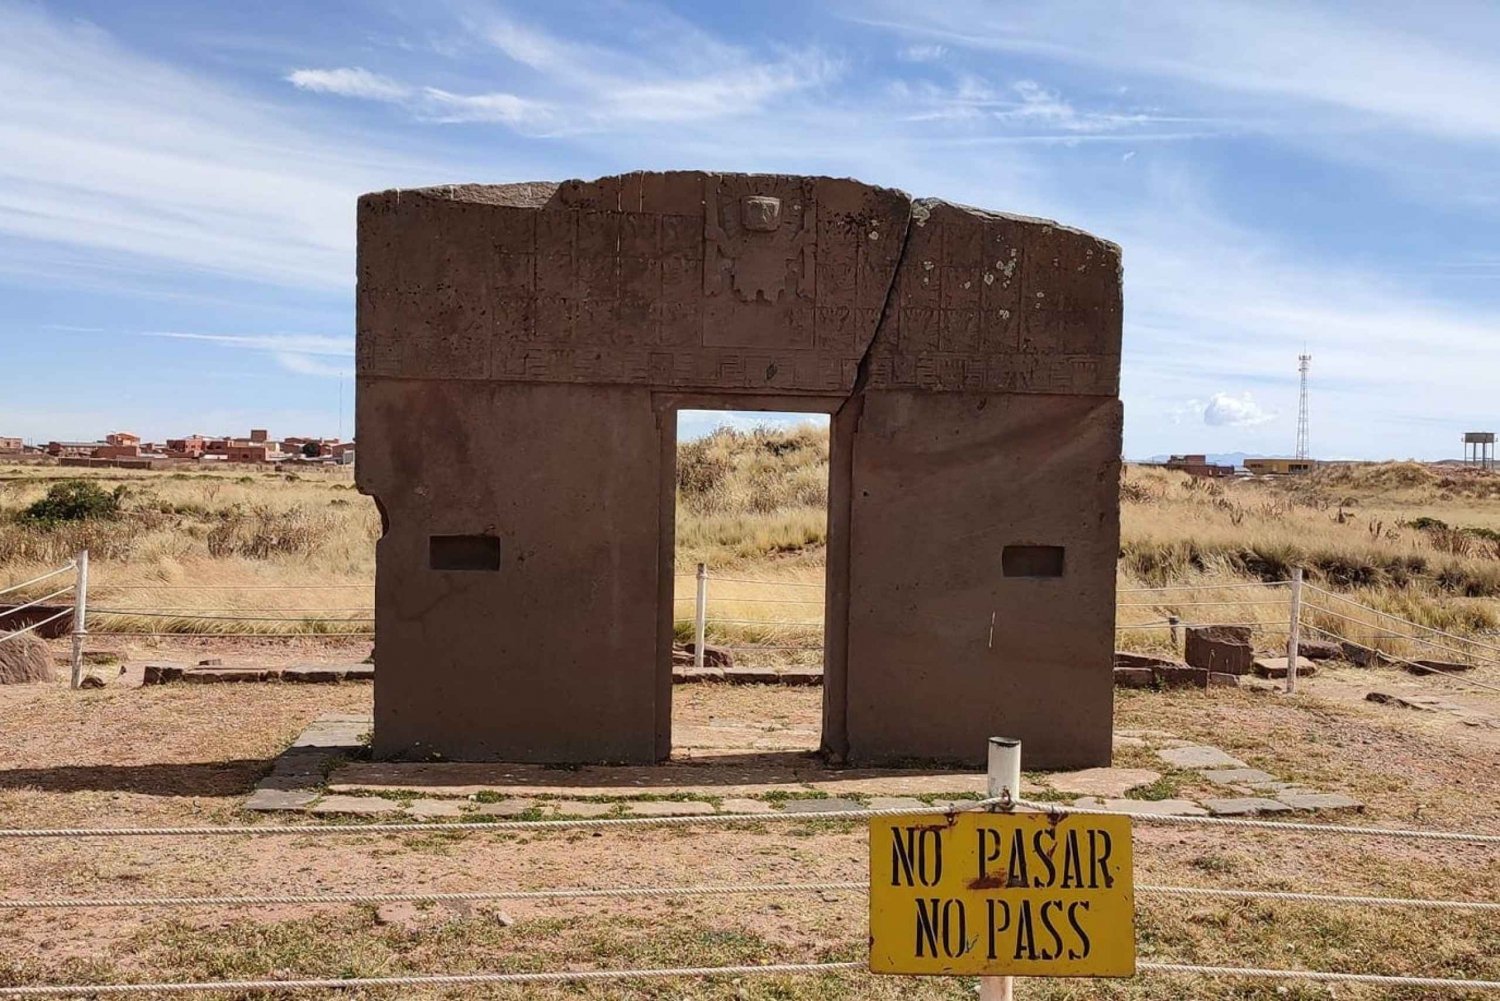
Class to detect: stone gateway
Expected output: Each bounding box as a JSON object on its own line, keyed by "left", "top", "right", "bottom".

{"left": 356, "top": 172, "right": 1122, "bottom": 768}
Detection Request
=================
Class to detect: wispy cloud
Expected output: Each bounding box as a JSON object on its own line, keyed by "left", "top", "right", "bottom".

{"left": 140, "top": 331, "right": 352, "bottom": 378}
{"left": 287, "top": 67, "right": 411, "bottom": 101}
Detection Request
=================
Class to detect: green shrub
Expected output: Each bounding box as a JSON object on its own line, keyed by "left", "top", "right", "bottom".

{"left": 18, "top": 480, "right": 126, "bottom": 525}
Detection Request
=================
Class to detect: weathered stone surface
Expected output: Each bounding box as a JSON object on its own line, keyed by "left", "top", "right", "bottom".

{"left": 1253, "top": 656, "right": 1317, "bottom": 679}
{"left": 1200, "top": 768, "right": 1279, "bottom": 788}
{"left": 781, "top": 797, "right": 863, "bottom": 813}
{"left": 549, "top": 801, "right": 618, "bottom": 817}
{"left": 1158, "top": 745, "right": 1247, "bottom": 769}
{"left": 141, "top": 662, "right": 187, "bottom": 685}
{"left": 182, "top": 668, "right": 277, "bottom": 683}
{"left": 1297, "top": 639, "right": 1342, "bottom": 661}
{"left": 406, "top": 799, "right": 466, "bottom": 818}
{"left": 357, "top": 172, "right": 1123, "bottom": 770}
{"left": 243, "top": 788, "right": 319, "bottom": 812}
{"left": 1276, "top": 791, "right": 1363, "bottom": 812}
{"left": 1185, "top": 625, "right": 1255, "bottom": 675}
{"left": 719, "top": 798, "right": 777, "bottom": 814}
{"left": 1155, "top": 666, "right": 1209, "bottom": 689}
{"left": 1341, "top": 641, "right": 1378, "bottom": 666}
{"left": 1073, "top": 797, "right": 1208, "bottom": 817}
{"left": 473, "top": 799, "right": 537, "bottom": 817}
{"left": 1207, "top": 672, "right": 1241, "bottom": 688}
{"left": 624, "top": 800, "right": 715, "bottom": 816}
{"left": 1113, "top": 667, "right": 1155, "bottom": 688}
{"left": 867, "top": 797, "right": 927, "bottom": 811}
{"left": 1114, "top": 652, "right": 1184, "bottom": 670}
{"left": 309, "top": 795, "right": 401, "bottom": 816}
{"left": 1047, "top": 767, "right": 1161, "bottom": 798}
{"left": 672, "top": 668, "right": 725, "bottom": 684}
{"left": 683, "top": 643, "right": 735, "bottom": 668}
{"left": 1406, "top": 658, "right": 1473, "bottom": 674}
{"left": 1202, "top": 797, "right": 1292, "bottom": 816}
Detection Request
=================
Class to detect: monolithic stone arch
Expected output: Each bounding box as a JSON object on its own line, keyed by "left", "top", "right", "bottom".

{"left": 356, "top": 171, "right": 1122, "bottom": 769}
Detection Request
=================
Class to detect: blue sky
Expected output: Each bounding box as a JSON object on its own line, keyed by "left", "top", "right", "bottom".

{"left": 2, "top": 1, "right": 1498, "bottom": 458}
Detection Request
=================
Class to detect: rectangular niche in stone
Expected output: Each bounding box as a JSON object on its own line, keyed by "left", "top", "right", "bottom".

{"left": 1002, "top": 545, "right": 1066, "bottom": 578}
{"left": 429, "top": 534, "right": 502, "bottom": 571}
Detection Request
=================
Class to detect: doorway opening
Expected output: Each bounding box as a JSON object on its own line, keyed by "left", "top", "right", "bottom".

{"left": 667, "top": 404, "right": 836, "bottom": 762}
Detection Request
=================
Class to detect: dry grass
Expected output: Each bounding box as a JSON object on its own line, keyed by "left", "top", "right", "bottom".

{"left": 5, "top": 442, "right": 1500, "bottom": 667}
{"left": 0, "top": 633, "right": 52, "bottom": 684}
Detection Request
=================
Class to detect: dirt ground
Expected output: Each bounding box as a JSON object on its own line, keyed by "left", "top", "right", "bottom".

{"left": 0, "top": 643, "right": 1496, "bottom": 999}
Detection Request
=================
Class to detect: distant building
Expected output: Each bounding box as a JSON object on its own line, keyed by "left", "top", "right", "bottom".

{"left": 1163, "top": 454, "right": 1236, "bottom": 478}
{"left": 0, "top": 436, "right": 23, "bottom": 454}
{"left": 104, "top": 432, "right": 140, "bottom": 448}
{"left": 249, "top": 428, "right": 269, "bottom": 443}
{"left": 226, "top": 443, "right": 271, "bottom": 463}
{"left": 166, "top": 435, "right": 207, "bottom": 458}
{"left": 1244, "top": 457, "right": 1315, "bottom": 476}
{"left": 46, "top": 440, "right": 101, "bottom": 457}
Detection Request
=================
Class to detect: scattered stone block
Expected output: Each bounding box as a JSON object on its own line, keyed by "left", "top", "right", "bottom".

{"left": 1202, "top": 797, "right": 1292, "bottom": 816}
{"left": 243, "top": 788, "right": 319, "bottom": 812}
{"left": 774, "top": 669, "right": 823, "bottom": 686}
{"left": 1275, "top": 791, "right": 1363, "bottom": 813}
{"left": 1158, "top": 745, "right": 1247, "bottom": 769}
{"left": 282, "top": 665, "right": 344, "bottom": 683}
{"left": 1073, "top": 797, "right": 1208, "bottom": 817}
{"left": 1406, "top": 658, "right": 1473, "bottom": 674}
{"left": 1253, "top": 656, "right": 1317, "bottom": 679}
{"left": 1113, "top": 667, "right": 1155, "bottom": 688}
{"left": 672, "top": 668, "right": 725, "bottom": 684}
{"left": 719, "top": 798, "right": 777, "bottom": 814}
{"left": 1185, "top": 625, "right": 1255, "bottom": 675}
{"left": 1207, "top": 672, "right": 1240, "bottom": 688}
{"left": 407, "top": 799, "right": 466, "bottom": 819}
{"left": 1048, "top": 767, "right": 1162, "bottom": 798}
{"left": 309, "top": 795, "right": 401, "bottom": 816}
{"left": 78, "top": 673, "right": 108, "bottom": 689}
{"left": 1297, "top": 639, "right": 1342, "bottom": 661}
{"left": 1114, "top": 652, "right": 1184, "bottom": 670}
{"left": 683, "top": 642, "right": 735, "bottom": 668}
{"left": 183, "top": 667, "right": 278, "bottom": 683}
{"left": 198, "top": 658, "right": 223, "bottom": 667}
{"left": 1341, "top": 641, "right": 1377, "bottom": 666}
{"left": 1200, "top": 768, "right": 1279, "bottom": 788}
{"left": 781, "top": 797, "right": 863, "bottom": 813}
{"left": 141, "top": 662, "right": 187, "bottom": 685}
{"left": 1154, "top": 666, "right": 1210, "bottom": 689}
{"left": 624, "top": 800, "right": 715, "bottom": 817}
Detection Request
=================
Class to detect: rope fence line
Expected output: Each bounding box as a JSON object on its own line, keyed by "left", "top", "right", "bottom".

{"left": 0, "top": 961, "right": 1494, "bottom": 996}
{"left": 2, "top": 797, "right": 1495, "bottom": 843}
{"left": 1116, "top": 599, "right": 1288, "bottom": 608}
{"left": 1118, "top": 580, "right": 1290, "bottom": 593}
{"left": 90, "top": 609, "right": 374, "bottom": 622}
{"left": 1299, "top": 622, "right": 1500, "bottom": 696}
{"left": 4, "top": 881, "right": 1493, "bottom": 913}
{"left": 0, "top": 585, "right": 73, "bottom": 618}
{"left": 0, "top": 608, "right": 74, "bottom": 644}
{"left": 88, "top": 631, "right": 375, "bottom": 639}
{"left": 0, "top": 562, "right": 75, "bottom": 597}
{"left": 1303, "top": 582, "right": 1500, "bottom": 658}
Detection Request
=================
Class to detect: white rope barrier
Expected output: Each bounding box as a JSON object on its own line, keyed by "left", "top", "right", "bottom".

{"left": 1298, "top": 618, "right": 1500, "bottom": 695}
{"left": 1136, "top": 962, "right": 1500, "bottom": 990}
{"left": 0, "top": 607, "right": 74, "bottom": 644}
{"left": 0, "top": 563, "right": 75, "bottom": 598}
{"left": 0, "top": 798, "right": 1005, "bottom": 840}
{"left": 1301, "top": 601, "right": 1483, "bottom": 661}
{"left": 1117, "top": 580, "right": 1289, "bottom": 593}
{"left": 4, "top": 881, "right": 1493, "bottom": 913}
{"left": 1117, "top": 599, "right": 1288, "bottom": 608}
{"left": 690, "top": 575, "right": 823, "bottom": 588}
{"left": 1011, "top": 799, "right": 1500, "bottom": 844}
{"left": 89, "top": 631, "right": 375, "bottom": 639}
{"left": 1303, "top": 582, "right": 1500, "bottom": 659}
{"left": 91, "top": 609, "right": 374, "bottom": 622}
{"left": 0, "top": 960, "right": 1494, "bottom": 995}
{"left": 0, "top": 586, "right": 73, "bottom": 618}
{"left": 96, "top": 584, "right": 369, "bottom": 590}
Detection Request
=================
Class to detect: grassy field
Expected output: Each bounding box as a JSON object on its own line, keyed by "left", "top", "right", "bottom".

{"left": 4, "top": 429, "right": 1500, "bottom": 665}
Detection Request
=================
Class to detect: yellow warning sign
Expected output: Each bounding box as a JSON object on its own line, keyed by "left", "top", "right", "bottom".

{"left": 868, "top": 811, "right": 1134, "bottom": 977}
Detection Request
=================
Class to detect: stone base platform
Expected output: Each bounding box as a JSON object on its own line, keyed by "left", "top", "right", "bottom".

{"left": 243, "top": 715, "right": 1365, "bottom": 821}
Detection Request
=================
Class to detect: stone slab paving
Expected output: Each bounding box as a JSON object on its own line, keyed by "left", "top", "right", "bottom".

{"left": 1200, "top": 767, "right": 1280, "bottom": 788}
{"left": 1047, "top": 767, "right": 1161, "bottom": 798}
{"left": 246, "top": 715, "right": 1365, "bottom": 821}
{"left": 1202, "top": 797, "right": 1294, "bottom": 816}
{"left": 1157, "top": 745, "right": 1247, "bottom": 769}
{"left": 309, "top": 795, "right": 402, "bottom": 816}
{"left": 1073, "top": 797, "right": 1208, "bottom": 817}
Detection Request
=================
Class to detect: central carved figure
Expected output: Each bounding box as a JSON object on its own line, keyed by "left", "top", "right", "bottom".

{"left": 356, "top": 171, "right": 1123, "bottom": 769}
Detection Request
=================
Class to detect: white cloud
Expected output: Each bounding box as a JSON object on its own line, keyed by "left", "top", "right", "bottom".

{"left": 0, "top": 5, "right": 445, "bottom": 290}
{"left": 287, "top": 67, "right": 410, "bottom": 101}
{"left": 855, "top": 1, "right": 1500, "bottom": 143}
{"left": 899, "top": 44, "right": 947, "bottom": 63}
{"left": 273, "top": 352, "right": 354, "bottom": 378}
{"left": 1200, "top": 392, "right": 1275, "bottom": 427}
{"left": 141, "top": 331, "right": 351, "bottom": 355}
{"left": 420, "top": 88, "right": 549, "bottom": 126}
